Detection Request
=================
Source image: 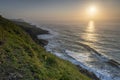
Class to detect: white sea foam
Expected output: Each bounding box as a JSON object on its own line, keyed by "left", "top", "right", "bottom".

{"left": 37, "top": 34, "right": 54, "bottom": 39}
{"left": 65, "top": 50, "right": 120, "bottom": 80}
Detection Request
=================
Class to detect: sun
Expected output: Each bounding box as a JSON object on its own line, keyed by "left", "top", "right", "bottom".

{"left": 87, "top": 5, "right": 97, "bottom": 18}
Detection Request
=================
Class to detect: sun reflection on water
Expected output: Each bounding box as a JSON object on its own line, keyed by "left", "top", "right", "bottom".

{"left": 81, "top": 20, "right": 98, "bottom": 46}
{"left": 87, "top": 20, "right": 95, "bottom": 33}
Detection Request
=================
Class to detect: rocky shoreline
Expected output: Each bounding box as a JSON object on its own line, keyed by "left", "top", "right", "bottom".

{"left": 13, "top": 20, "right": 100, "bottom": 80}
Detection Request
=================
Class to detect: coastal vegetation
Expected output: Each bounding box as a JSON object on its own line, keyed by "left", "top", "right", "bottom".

{"left": 0, "top": 16, "right": 91, "bottom": 80}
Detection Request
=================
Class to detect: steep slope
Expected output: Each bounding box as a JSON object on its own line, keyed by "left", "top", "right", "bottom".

{"left": 0, "top": 16, "right": 91, "bottom": 80}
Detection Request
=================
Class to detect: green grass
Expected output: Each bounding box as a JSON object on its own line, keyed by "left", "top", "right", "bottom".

{"left": 0, "top": 16, "right": 91, "bottom": 80}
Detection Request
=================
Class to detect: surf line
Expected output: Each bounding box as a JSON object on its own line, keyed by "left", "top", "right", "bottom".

{"left": 76, "top": 42, "right": 120, "bottom": 68}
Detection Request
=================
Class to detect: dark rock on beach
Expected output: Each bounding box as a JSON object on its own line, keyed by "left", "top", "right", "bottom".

{"left": 77, "top": 65, "right": 100, "bottom": 80}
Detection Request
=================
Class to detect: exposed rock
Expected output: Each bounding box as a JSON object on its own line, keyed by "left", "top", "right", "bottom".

{"left": 107, "top": 59, "right": 120, "bottom": 68}
{"left": 37, "top": 39, "right": 48, "bottom": 47}
{"left": 77, "top": 65, "right": 100, "bottom": 80}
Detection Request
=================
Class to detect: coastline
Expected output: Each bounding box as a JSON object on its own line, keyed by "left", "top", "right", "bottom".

{"left": 13, "top": 20, "right": 100, "bottom": 80}
{"left": 0, "top": 16, "right": 92, "bottom": 80}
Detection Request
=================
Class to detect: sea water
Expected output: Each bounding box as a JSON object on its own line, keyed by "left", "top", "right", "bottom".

{"left": 38, "top": 21, "right": 120, "bottom": 80}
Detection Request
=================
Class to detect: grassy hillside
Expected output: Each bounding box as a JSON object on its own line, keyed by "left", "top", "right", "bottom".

{"left": 0, "top": 16, "right": 91, "bottom": 80}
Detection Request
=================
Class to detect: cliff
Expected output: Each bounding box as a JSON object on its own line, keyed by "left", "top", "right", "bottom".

{"left": 0, "top": 16, "right": 91, "bottom": 80}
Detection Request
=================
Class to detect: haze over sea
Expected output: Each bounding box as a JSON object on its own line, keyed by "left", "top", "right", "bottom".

{"left": 38, "top": 21, "right": 120, "bottom": 80}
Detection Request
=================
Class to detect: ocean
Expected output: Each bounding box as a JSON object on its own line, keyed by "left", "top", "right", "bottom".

{"left": 38, "top": 21, "right": 120, "bottom": 80}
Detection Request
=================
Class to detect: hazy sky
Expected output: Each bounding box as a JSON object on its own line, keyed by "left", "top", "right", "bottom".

{"left": 0, "top": 0, "right": 120, "bottom": 22}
